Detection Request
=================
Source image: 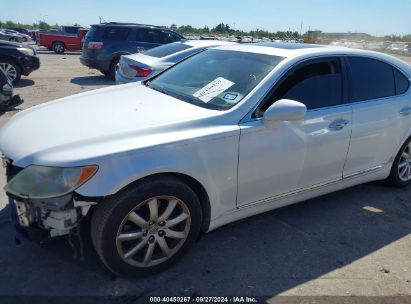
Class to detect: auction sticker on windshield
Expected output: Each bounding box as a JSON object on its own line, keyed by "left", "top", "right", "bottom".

{"left": 193, "top": 77, "right": 235, "bottom": 102}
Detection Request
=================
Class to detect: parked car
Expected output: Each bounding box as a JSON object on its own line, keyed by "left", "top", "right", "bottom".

{"left": 0, "top": 69, "right": 23, "bottom": 109}
{"left": 387, "top": 42, "right": 407, "bottom": 54}
{"left": 37, "top": 27, "right": 88, "bottom": 54}
{"left": 116, "top": 40, "right": 235, "bottom": 84}
{"left": 3, "top": 29, "right": 31, "bottom": 42}
{"left": 0, "top": 40, "right": 40, "bottom": 84}
{"left": 404, "top": 43, "right": 411, "bottom": 56}
{"left": 0, "top": 68, "right": 13, "bottom": 107}
{"left": 1, "top": 43, "right": 411, "bottom": 277}
{"left": 0, "top": 30, "right": 23, "bottom": 43}
{"left": 80, "top": 22, "right": 185, "bottom": 79}
{"left": 6, "top": 28, "right": 30, "bottom": 35}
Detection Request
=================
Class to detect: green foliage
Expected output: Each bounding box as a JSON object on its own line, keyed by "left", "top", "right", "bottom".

{"left": 173, "top": 23, "right": 301, "bottom": 39}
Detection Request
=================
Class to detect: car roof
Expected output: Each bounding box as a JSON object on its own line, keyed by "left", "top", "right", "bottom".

{"left": 183, "top": 40, "right": 236, "bottom": 48}
{"left": 90, "top": 22, "right": 163, "bottom": 29}
{"left": 214, "top": 42, "right": 411, "bottom": 75}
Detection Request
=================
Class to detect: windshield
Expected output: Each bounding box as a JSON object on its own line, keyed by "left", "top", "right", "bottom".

{"left": 143, "top": 42, "right": 192, "bottom": 58}
{"left": 149, "top": 49, "right": 284, "bottom": 110}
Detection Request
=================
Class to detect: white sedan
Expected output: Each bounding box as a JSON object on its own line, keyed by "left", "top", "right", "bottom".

{"left": 1, "top": 43, "right": 410, "bottom": 276}
{"left": 115, "top": 39, "right": 235, "bottom": 84}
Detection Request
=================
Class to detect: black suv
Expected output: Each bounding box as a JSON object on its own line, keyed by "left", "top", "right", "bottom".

{"left": 0, "top": 40, "right": 40, "bottom": 85}
{"left": 80, "top": 23, "right": 184, "bottom": 78}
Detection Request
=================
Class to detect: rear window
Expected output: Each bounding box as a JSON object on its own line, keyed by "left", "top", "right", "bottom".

{"left": 64, "top": 27, "right": 80, "bottom": 35}
{"left": 103, "top": 27, "right": 130, "bottom": 40}
{"left": 85, "top": 26, "right": 100, "bottom": 39}
{"left": 143, "top": 43, "right": 192, "bottom": 58}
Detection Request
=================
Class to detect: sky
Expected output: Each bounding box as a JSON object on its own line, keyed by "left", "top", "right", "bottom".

{"left": 1, "top": 0, "right": 411, "bottom": 36}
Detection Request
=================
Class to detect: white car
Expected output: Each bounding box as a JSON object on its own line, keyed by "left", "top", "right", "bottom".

{"left": 1, "top": 43, "right": 411, "bottom": 276}
{"left": 115, "top": 40, "right": 235, "bottom": 84}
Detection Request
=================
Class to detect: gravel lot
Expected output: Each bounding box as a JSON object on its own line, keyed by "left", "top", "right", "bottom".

{"left": 1, "top": 46, "right": 411, "bottom": 300}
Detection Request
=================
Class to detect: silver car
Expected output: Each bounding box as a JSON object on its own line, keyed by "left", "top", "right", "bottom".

{"left": 1, "top": 43, "right": 411, "bottom": 277}
{"left": 115, "top": 40, "right": 235, "bottom": 84}
{"left": 0, "top": 30, "right": 23, "bottom": 43}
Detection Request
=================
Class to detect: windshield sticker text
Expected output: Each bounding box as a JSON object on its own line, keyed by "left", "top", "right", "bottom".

{"left": 193, "top": 77, "right": 235, "bottom": 103}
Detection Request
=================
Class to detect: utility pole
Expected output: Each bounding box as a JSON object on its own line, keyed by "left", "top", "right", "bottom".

{"left": 300, "top": 20, "right": 303, "bottom": 36}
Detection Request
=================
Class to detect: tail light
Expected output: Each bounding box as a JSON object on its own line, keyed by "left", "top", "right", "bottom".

{"left": 128, "top": 65, "right": 152, "bottom": 77}
{"left": 88, "top": 42, "right": 103, "bottom": 49}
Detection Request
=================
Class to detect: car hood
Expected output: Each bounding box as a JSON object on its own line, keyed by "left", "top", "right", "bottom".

{"left": 0, "top": 40, "right": 34, "bottom": 50}
{"left": 0, "top": 83, "right": 219, "bottom": 167}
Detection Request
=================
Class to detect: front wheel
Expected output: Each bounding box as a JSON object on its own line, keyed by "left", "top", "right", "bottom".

{"left": 0, "top": 60, "right": 21, "bottom": 85}
{"left": 91, "top": 177, "right": 202, "bottom": 277}
{"left": 387, "top": 137, "right": 411, "bottom": 187}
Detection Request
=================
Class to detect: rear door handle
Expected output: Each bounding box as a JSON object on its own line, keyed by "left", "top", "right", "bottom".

{"left": 400, "top": 107, "right": 411, "bottom": 116}
{"left": 328, "top": 119, "right": 349, "bottom": 131}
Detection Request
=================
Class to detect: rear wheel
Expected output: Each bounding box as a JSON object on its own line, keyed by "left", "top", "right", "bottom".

{"left": 91, "top": 177, "right": 202, "bottom": 277}
{"left": 387, "top": 137, "right": 411, "bottom": 187}
{"left": 52, "top": 42, "right": 65, "bottom": 54}
{"left": 0, "top": 60, "right": 21, "bottom": 85}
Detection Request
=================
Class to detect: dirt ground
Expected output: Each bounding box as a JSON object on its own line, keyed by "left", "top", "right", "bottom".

{"left": 0, "top": 46, "right": 411, "bottom": 300}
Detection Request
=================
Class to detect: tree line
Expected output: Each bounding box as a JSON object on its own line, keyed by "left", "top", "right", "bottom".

{"left": 170, "top": 23, "right": 300, "bottom": 40}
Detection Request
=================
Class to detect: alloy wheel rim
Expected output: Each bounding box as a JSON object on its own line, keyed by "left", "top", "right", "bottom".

{"left": 398, "top": 143, "right": 411, "bottom": 182}
{"left": 0, "top": 63, "right": 17, "bottom": 83}
{"left": 116, "top": 196, "right": 191, "bottom": 267}
{"left": 55, "top": 44, "right": 63, "bottom": 52}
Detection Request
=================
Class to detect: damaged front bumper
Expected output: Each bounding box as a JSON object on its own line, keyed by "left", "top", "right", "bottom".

{"left": 4, "top": 159, "right": 98, "bottom": 244}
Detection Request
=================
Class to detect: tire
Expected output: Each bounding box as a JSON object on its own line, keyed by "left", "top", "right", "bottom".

{"left": 387, "top": 136, "right": 411, "bottom": 187}
{"left": 52, "top": 42, "right": 65, "bottom": 54}
{"left": 91, "top": 177, "right": 202, "bottom": 277}
{"left": 108, "top": 58, "right": 120, "bottom": 80}
{"left": 9, "top": 38, "right": 17, "bottom": 42}
{"left": 0, "top": 59, "right": 21, "bottom": 85}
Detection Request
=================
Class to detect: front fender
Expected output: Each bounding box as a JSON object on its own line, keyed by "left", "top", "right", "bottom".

{"left": 76, "top": 134, "right": 240, "bottom": 220}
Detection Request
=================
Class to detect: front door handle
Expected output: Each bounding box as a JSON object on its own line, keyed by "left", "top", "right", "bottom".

{"left": 328, "top": 119, "right": 349, "bottom": 131}
{"left": 400, "top": 107, "right": 411, "bottom": 116}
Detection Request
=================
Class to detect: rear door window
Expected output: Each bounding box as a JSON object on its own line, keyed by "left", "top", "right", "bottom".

{"left": 103, "top": 27, "right": 130, "bottom": 40}
{"left": 135, "top": 28, "right": 163, "bottom": 44}
{"left": 346, "top": 57, "right": 395, "bottom": 102}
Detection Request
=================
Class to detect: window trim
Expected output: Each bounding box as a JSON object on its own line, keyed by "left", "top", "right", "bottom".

{"left": 254, "top": 56, "right": 348, "bottom": 118}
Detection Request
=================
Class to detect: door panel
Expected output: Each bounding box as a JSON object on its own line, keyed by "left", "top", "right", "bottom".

{"left": 343, "top": 96, "right": 410, "bottom": 177}
{"left": 343, "top": 56, "right": 411, "bottom": 177}
{"left": 237, "top": 105, "right": 352, "bottom": 207}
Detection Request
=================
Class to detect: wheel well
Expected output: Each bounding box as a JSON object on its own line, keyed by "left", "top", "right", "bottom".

{"left": 120, "top": 173, "right": 211, "bottom": 233}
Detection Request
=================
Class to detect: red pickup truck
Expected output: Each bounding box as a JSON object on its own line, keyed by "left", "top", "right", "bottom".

{"left": 37, "top": 26, "right": 88, "bottom": 54}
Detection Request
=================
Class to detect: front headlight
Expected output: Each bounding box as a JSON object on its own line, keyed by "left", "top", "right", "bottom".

{"left": 17, "top": 47, "right": 35, "bottom": 56}
{"left": 4, "top": 165, "right": 98, "bottom": 199}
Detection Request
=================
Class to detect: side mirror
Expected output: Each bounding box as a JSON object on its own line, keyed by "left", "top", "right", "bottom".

{"left": 263, "top": 99, "right": 307, "bottom": 123}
